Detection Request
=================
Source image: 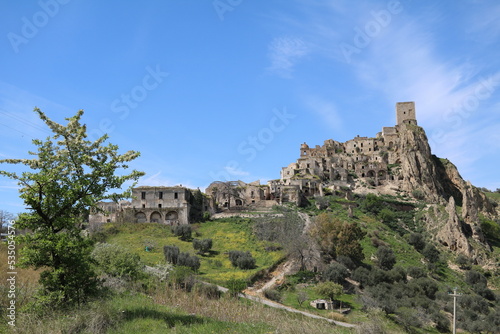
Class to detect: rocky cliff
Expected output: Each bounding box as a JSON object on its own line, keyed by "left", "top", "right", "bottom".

{"left": 395, "top": 123, "right": 496, "bottom": 260}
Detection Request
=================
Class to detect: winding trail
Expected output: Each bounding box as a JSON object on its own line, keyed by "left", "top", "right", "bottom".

{"left": 215, "top": 284, "right": 356, "bottom": 328}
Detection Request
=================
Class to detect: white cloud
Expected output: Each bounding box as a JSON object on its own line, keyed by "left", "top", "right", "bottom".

{"left": 267, "top": 36, "right": 309, "bottom": 78}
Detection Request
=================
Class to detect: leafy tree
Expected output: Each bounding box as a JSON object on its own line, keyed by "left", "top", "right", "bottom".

{"left": 314, "top": 281, "right": 343, "bottom": 302}
{"left": 378, "top": 208, "right": 395, "bottom": 224}
{"left": 228, "top": 250, "right": 256, "bottom": 269}
{"left": 376, "top": 246, "right": 396, "bottom": 271}
{"left": 408, "top": 233, "right": 426, "bottom": 251}
{"left": 168, "top": 266, "right": 195, "bottom": 290}
{"left": 310, "top": 213, "right": 365, "bottom": 263}
{"left": 0, "top": 108, "right": 143, "bottom": 306}
{"left": 422, "top": 244, "right": 440, "bottom": 263}
{"left": 360, "top": 193, "right": 383, "bottom": 214}
{"left": 163, "top": 245, "right": 180, "bottom": 265}
{"left": 226, "top": 278, "right": 247, "bottom": 297}
{"left": 192, "top": 238, "right": 213, "bottom": 255}
{"left": 323, "top": 263, "right": 349, "bottom": 284}
{"left": 456, "top": 254, "right": 472, "bottom": 270}
{"left": 171, "top": 225, "right": 192, "bottom": 241}
{"left": 177, "top": 252, "right": 201, "bottom": 272}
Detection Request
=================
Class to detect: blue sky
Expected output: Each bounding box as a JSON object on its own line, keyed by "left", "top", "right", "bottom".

{"left": 1, "top": 0, "right": 499, "bottom": 215}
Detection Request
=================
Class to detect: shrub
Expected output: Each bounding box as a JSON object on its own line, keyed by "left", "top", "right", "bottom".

{"left": 412, "top": 189, "right": 425, "bottom": 200}
{"left": 407, "top": 266, "right": 426, "bottom": 278}
{"left": 456, "top": 254, "right": 471, "bottom": 270}
{"left": 352, "top": 267, "right": 371, "bottom": 288}
{"left": 264, "top": 289, "right": 282, "bottom": 302}
{"left": 177, "top": 252, "right": 201, "bottom": 272}
{"left": 408, "top": 233, "right": 426, "bottom": 251}
{"left": 193, "top": 283, "right": 221, "bottom": 299}
{"left": 465, "top": 269, "right": 487, "bottom": 288}
{"left": 388, "top": 266, "right": 407, "bottom": 283}
{"left": 163, "top": 245, "right": 180, "bottom": 265}
{"left": 192, "top": 238, "right": 213, "bottom": 255}
{"left": 92, "top": 243, "right": 142, "bottom": 279}
{"left": 422, "top": 244, "right": 440, "bottom": 263}
{"left": 323, "top": 263, "right": 349, "bottom": 284}
{"left": 375, "top": 246, "right": 396, "bottom": 271}
{"left": 336, "top": 255, "right": 357, "bottom": 270}
{"left": 171, "top": 225, "right": 192, "bottom": 241}
{"left": 228, "top": 250, "right": 256, "bottom": 270}
{"left": 378, "top": 208, "right": 395, "bottom": 224}
{"left": 226, "top": 278, "right": 247, "bottom": 297}
{"left": 168, "top": 266, "right": 195, "bottom": 290}
{"left": 361, "top": 194, "right": 383, "bottom": 214}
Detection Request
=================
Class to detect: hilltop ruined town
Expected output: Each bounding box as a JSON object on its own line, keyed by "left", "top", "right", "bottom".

{"left": 90, "top": 102, "right": 435, "bottom": 225}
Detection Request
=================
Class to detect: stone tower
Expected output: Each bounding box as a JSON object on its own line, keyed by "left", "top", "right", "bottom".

{"left": 396, "top": 101, "right": 416, "bottom": 125}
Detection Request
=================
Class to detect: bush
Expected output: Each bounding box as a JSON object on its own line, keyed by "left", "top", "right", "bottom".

{"left": 408, "top": 233, "right": 426, "bottom": 251}
{"left": 412, "top": 189, "right": 425, "bottom": 200}
{"left": 177, "top": 252, "right": 201, "bottom": 272}
{"left": 171, "top": 225, "right": 192, "bottom": 241}
{"left": 264, "top": 289, "right": 282, "bottom": 302}
{"left": 407, "top": 266, "right": 426, "bottom": 279}
{"left": 465, "top": 270, "right": 487, "bottom": 288}
{"left": 352, "top": 267, "right": 371, "bottom": 288}
{"left": 378, "top": 208, "right": 395, "bottom": 224}
{"left": 163, "top": 245, "right": 180, "bottom": 265}
{"left": 193, "top": 283, "right": 221, "bottom": 299}
{"left": 226, "top": 278, "right": 247, "bottom": 297}
{"left": 92, "top": 243, "right": 142, "bottom": 279}
{"left": 375, "top": 246, "right": 396, "bottom": 271}
{"left": 168, "top": 266, "right": 195, "bottom": 290}
{"left": 323, "top": 263, "right": 349, "bottom": 284}
{"left": 336, "top": 255, "right": 357, "bottom": 270}
{"left": 192, "top": 238, "right": 213, "bottom": 255}
{"left": 361, "top": 194, "right": 383, "bottom": 214}
{"left": 228, "top": 250, "right": 256, "bottom": 270}
{"left": 456, "top": 254, "right": 471, "bottom": 270}
{"left": 422, "top": 244, "right": 440, "bottom": 263}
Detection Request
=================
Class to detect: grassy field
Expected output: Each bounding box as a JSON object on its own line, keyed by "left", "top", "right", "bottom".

{"left": 1, "top": 284, "right": 355, "bottom": 334}
{"left": 104, "top": 218, "right": 283, "bottom": 284}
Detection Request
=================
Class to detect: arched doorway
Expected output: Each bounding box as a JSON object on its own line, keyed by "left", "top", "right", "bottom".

{"left": 150, "top": 211, "right": 162, "bottom": 223}
{"left": 135, "top": 212, "right": 147, "bottom": 223}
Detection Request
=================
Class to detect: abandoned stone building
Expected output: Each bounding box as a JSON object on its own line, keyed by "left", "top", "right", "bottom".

{"left": 89, "top": 186, "right": 207, "bottom": 225}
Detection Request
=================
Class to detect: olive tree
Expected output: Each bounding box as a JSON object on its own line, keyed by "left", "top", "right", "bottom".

{"left": 0, "top": 108, "right": 144, "bottom": 306}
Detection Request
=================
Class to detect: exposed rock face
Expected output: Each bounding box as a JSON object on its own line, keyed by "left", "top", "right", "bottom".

{"left": 436, "top": 197, "right": 473, "bottom": 257}
{"left": 397, "top": 124, "right": 444, "bottom": 203}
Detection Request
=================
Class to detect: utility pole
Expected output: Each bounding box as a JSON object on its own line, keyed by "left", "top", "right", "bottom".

{"left": 449, "top": 287, "right": 461, "bottom": 334}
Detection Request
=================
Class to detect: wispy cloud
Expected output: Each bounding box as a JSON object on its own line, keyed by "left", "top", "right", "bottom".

{"left": 137, "top": 170, "right": 197, "bottom": 190}
{"left": 302, "top": 95, "right": 344, "bottom": 132}
{"left": 224, "top": 165, "right": 250, "bottom": 177}
{"left": 267, "top": 36, "right": 309, "bottom": 78}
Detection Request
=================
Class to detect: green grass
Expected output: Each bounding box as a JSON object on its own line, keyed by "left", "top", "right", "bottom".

{"left": 104, "top": 219, "right": 283, "bottom": 285}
